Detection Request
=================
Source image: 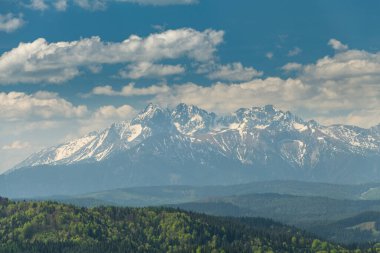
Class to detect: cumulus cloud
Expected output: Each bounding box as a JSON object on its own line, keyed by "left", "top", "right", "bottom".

{"left": 0, "top": 28, "right": 223, "bottom": 84}
{"left": 301, "top": 50, "right": 380, "bottom": 81}
{"left": 266, "top": 52, "right": 274, "bottom": 60}
{"left": 60, "top": 0, "right": 197, "bottom": 10}
{"left": 156, "top": 44, "right": 380, "bottom": 127}
{"left": 0, "top": 91, "right": 88, "bottom": 172}
{"left": 119, "top": 62, "right": 185, "bottom": 79}
{"left": 0, "top": 91, "right": 88, "bottom": 121}
{"left": 288, "top": 47, "right": 302, "bottom": 57}
{"left": 73, "top": 0, "right": 107, "bottom": 10}
{"left": 54, "top": 0, "right": 68, "bottom": 11}
{"left": 152, "top": 79, "right": 310, "bottom": 115}
{"left": 207, "top": 62, "right": 263, "bottom": 82}
{"left": 2, "top": 141, "right": 30, "bottom": 150}
{"left": 87, "top": 64, "right": 103, "bottom": 74}
{"left": 278, "top": 44, "right": 380, "bottom": 127}
{"left": 87, "top": 38, "right": 380, "bottom": 128}
{"left": 78, "top": 104, "right": 137, "bottom": 134}
{"left": 328, "top": 38, "right": 348, "bottom": 51}
{"left": 282, "top": 62, "right": 303, "bottom": 72}
{"left": 0, "top": 13, "right": 25, "bottom": 33}
{"left": 93, "top": 104, "right": 136, "bottom": 119}
{"left": 116, "top": 0, "right": 197, "bottom": 5}
{"left": 0, "top": 90, "right": 137, "bottom": 173}
{"left": 151, "top": 76, "right": 379, "bottom": 128}
{"left": 28, "top": 0, "right": 49, "bottom": 10}
{"left": 91, "top": 83, "right": 170, "bottom": 96}
{"left": 21, "top": 0, "right": 197, "bottom": 12}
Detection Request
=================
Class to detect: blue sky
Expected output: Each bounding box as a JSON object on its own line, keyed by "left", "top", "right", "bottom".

{"left": 0, "top": 0, "right": 380, "bottom": 172}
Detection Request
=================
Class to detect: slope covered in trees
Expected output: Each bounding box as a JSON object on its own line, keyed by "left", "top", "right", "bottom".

{"left": 0, "top": 196, "right": 362, "bottom": 253}
{"left": 310, "top": 212, "right": 380, "bottom": 244}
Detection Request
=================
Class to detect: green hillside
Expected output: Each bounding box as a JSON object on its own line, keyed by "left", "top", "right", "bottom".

{"left": 0, "top": 196, "right": 357, "bottom": 253}
{"left": 172, "top": 193, "right": 380, "bottom": 245}
{"left": 52, "top": 181, "right": 380, "bottom": 208}
{"left": 310, "top": 212, "right": 380, "bottom": 244}
{"left": 175, "top": 193, "right": 380, "bottom": 225}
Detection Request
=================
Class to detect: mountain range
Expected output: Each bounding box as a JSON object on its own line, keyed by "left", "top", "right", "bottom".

{"left": 1, "top": 103, "right": 380, "bottom": 198}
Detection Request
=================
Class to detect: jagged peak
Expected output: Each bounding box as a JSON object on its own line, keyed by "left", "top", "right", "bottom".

{"left": 135, "top": 103, "right": 167, "bottom": 122}
{"left": 171, "top": 103, "right": 217, "bottom": 135}
{"left": 235, "top": 104, "right": 282, "bottom": 115}
{"left": 10, "top": 102, "right": 380, "bottom": 173}
{"left": 307, "top": 119, "right": 320, "bottom": 128}
{"left": 143, "top": 103, "right": 163, "bottom": 114}
{"left": 175, "top": 102, "right": 195, "bottom": 110}
{"left": 234, "top": 105, "right": 288, "bottom": 121}
{"left": 86, "top": 131, "right": 100, "bottom": 137}
{"left": 174, "top": 103, "right": 199, "bottom": 113}
{"left": 172, "top": 103, "right": 215, "bottom": 118}
{"left": 263, "top": 104, "right": 279, "bottom": 113}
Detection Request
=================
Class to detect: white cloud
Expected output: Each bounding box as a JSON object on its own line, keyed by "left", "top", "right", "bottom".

{"left": 0, "top": 28, "right": 223, "bottom": 84}
{"left": 88, "top": 39, "right": 380, "bottom": 128}
{"left": 54, "top": 0, "right": 68, "bottom": 11}
{"left": 120, "top": 62, "right": 185, "bottom": 79}
{"left": 79, "top": 104, "right": 137, "bottom": 134}
{"left": 152, "top": 79, "right": 310, "bottom": 115}
{"left": 266, "top": 52, "right": 274, "bottom": 59}
{"left": 21, "top": 0, "right": 197, "bottom": 12}
{"left": 73, "top": 0, "right": 107, "bottom": 10}
{"left": 328, "top": 38, "right": 348, "bottom": 51}
{"left": 92, "top": 83, "right": 170, "bottom": 96}
{"left": 87, "top": 64, "right": 103, "bottom": 74}
{"left": 129, "top": 44, "right": 380, "bottom": 128}
{"left": 282, "top": 62, "right": 303, "bottom": 72}
{"left": 0, "top": 13, "right": 25, "bottom": 33}
{"left": 152, "top": 24, "right": 166, "bottom": 31}
{"left": 0, "top": 90, "right": 137, "bottom": 173}
{"left": 2, "top": 141, "right": 30, "bottom": 150}
{"left": 72, "top": 0, "right": 196, "bottom": 10}
{"left": 207, "top": 62, "right": 263, "bottom": 82}
{"left": 116, "top": 0, "right": 197, "bottom": 5}
{"left": 0, "top": 91, "right": 87, "bottom": 172}
{"left": 150, "top": 76, "right": 379, "bottom": 128}
{"left": 93, "top": 104, "right": 136, "bottom": 119}
{"left": 28, "top": 0, "right": 49, "bottom": 10}
{"left": 302, "top": 50, "right": 380, "bottom": 81}
{"left": 280, "top": 45, "right": 380, "bottom": 126}
{"left": 288, "top": 47, "right": 302, "bottom": 57}
{"left": 0, "top": 91, "right": 88, "bottom": 121}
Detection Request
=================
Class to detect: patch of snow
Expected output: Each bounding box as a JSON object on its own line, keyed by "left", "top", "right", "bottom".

{"left": 190, "top": 114, "right": 203, "bottom": 122}
{"left": 95, "top": 145, "right": 114, "bottom": 161}
{"left": 174, "top": 122, "right": 181, "bottom": 131}
{"left": 128, "top": 124, "right": 142, "bottom": 142}
{"left": 293, "top": 123, "right": 308, "bottom": 132}
{"left": 255, "top": 124, "right": 269, "bottom": 129}
{"left": 229, "top": 123, "right": 240, "bottom": 129}
{"left": 53, "top": 135, "right": 97, "bottom": 161}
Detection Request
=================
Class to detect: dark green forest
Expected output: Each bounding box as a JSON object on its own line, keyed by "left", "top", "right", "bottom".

{"left": 1, "top": 196, "right": 375, "bottom": 253}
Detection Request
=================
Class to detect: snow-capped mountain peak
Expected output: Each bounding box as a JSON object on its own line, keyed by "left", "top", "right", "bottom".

{"left": 11, "top": 104, "right": 380, "bottom": 173}
{"left": 136, "top": 103, "right": 164, "bottom": 121}
{"left": 172, "top": 103, "right": 216, "bottom": 135}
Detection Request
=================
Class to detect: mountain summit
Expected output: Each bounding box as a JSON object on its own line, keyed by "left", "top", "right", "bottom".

{"left": 2, "top": 104, "right": 380, "bottom": 198}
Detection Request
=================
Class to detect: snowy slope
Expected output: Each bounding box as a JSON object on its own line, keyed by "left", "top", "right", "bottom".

{"left": 2, "top": 103, "right": 380, "bottom": 197}
{"left": 13, "top": 103, "right": 380, "bottom": 170}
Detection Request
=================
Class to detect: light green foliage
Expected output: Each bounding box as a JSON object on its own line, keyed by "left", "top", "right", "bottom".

{"left": 0, "top": 197, "right": 375, "bottom": 253}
